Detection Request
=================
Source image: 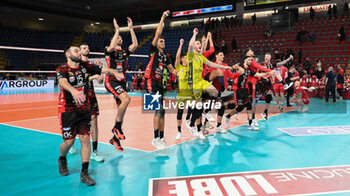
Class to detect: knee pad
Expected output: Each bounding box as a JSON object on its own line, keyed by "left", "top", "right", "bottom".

{"left": 252, "top": 98, "right": 258, "bottom": 108}
{"left": 246, "top": 102, "right": 252, "bottom": 110}
{"left": 177, "top": 109, "right": 184, "bottom": 120}
{"left": 236, "top": 105, "right": 245, "bottom": 113}
{"left": 266, "top": 94, "right": 272, "bottom": 104}
{"left": 218, "top": 106, "right": 225, "bottom": 117}
{"left": 228, "top": 103, "right": 236, "bottom": 109}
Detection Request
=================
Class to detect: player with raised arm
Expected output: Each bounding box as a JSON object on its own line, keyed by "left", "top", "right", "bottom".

{"left": 105, "top": 17, "right": 138, "bottom": 151}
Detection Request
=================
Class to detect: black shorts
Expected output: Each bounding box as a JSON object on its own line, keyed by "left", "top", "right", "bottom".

{"left": 204, "top": 71, "right": 211, "bottom": 81}
{"left": 235, "top": 88, "right": 250, "bottom": 106}
{"left": 145, "top": 78, "right": 165, "bottom": 96}
{"left": 105, "top": 78, "right": 126, "bottom": 104}
{"left": 260, "top": 80, "right": 273, "bottom": 95}
{"left": 59, "top": 110, "right": 91, "bottom": 140}
{"left": 89, "top": 97, "right": 99, "bottom": 116}
{"left": 247, "top": 82, "right": 259, "bottom": 98}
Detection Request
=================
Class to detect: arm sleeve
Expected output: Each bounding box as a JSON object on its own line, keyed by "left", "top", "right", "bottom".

{"left": 252, "top": 58, "right": 271, "bottom": 72}
{"left": 56, "top": 66, "right": 67, "bottom": 81}
{"left": 203, "top": 46, "right": 215, "bottom": 58}
{"left": 250, "top": 70, "right": 257, "bottom": 76}
{"left": 104, "top": 46, "right": 113, "bottom": 56}
{"left": 149, "top": 45, "right": 157, "bottom": 54}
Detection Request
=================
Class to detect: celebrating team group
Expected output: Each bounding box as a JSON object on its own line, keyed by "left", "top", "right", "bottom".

{"left": 55, "top": 10, "right": 309, "bottom": 186}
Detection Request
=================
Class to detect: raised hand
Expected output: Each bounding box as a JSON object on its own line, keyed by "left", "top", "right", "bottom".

{"left": 127, "top": 17, "right": 133, "bottom": 29}
{"left": 163, "top": 10, "right": 170, "bottom": 18}
{"left": 180, "top": 38, "right": 184, "bottom": 45}
{"left": 193, "top": 28, "right": 198, "bottom": 35}
{"left": 113, "top": 18, "right": 119, "bottom": 30}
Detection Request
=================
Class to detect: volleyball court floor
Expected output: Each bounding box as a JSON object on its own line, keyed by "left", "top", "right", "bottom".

{"left": 1, "top": 89, "right": 350, "bottom": 196}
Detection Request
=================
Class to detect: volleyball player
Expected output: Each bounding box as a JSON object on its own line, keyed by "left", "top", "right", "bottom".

{"left": 186, "top": 28, "right": 233, "bottom": 139}
{"left": 57, "top": 45, "right": 123, "bottom": 185}
{"left": 291, "top": 80, "right": 310, "bottom": 112}
{"left": 144, "top": 10, "right": 178, "bottom": 149}
{"left": 104, "top": 17, "right": 138, "bottom": 151}
{"left": 225, "top": 56, "right": 275, "bottom": 130}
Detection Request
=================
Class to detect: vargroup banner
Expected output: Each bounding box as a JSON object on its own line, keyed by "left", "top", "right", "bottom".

{"left": 149, "top": 165, "right": 350, "bottom": 196}
{"left": 0, "top": 80, "right": 54, "bottom": 91}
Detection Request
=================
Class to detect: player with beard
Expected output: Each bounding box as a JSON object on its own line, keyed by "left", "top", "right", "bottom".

{"left": 105, "top": 17, "right": 138, "bottom": 151}
{"left": 68, "top": 43, "right": 104, "bottom": 162}
{"left": 57, "top": 45, "right": 123, "bottom": 185}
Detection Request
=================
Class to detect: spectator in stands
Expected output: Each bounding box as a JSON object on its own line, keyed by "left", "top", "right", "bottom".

{"left": 2, "top": 73, "right": 10, "bottom": 80}
{"left": 231, "top": 37, "right": 237, "bottom": 51}
{"left": 28, "top": 74, "right": 34, "bottom": 80}
{"left": 308, "top": 31, "right": 316, "bottom": 43}
{"left": 252, "top": 13, "right": 256, "bottom": 24}
{"left": 344, "top": 2, "right": 349, "bottom": 16}
{"left": 333, "top": 4, "right": 338, "bottom": 17}
{"left": 298, "top": 48, "right": 303, "bottom": 63}
{"left": 126, "top": 70, "right": 134, "bottom": 92}
{"left": 296, "top": 27, "right": 309, "bottom": 44}
{"left": 328, "top": 5, "right": 333, "bottom": 18}
{"left": 298, "top": 67, "right": 304, "bottom": 78}
{"left": 303, "top": 58, "right": 312, "bottom": 74}
{"left": 325, "top": 67, "right": 337, "bottom": 104}
{"left": 274, "top": 49, "right": 280, "bottom": 60}
{"left": 313, "top": 60, "right": 323, "bottom": 79}
{"left": 310, "top": 7, "right": 315, "bottom": 20}
{"left": 220, "top": 39, "right": 227, "bottom": 55}
{"left": 338, "top": 25, "right": 346, "bottom": 44}
{"left": 136, "top": 68, "right": 143, "bottom": 91}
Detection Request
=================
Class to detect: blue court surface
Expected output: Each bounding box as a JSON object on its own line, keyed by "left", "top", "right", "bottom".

{"left": 1, "top": 91, "right": 350, "bottom": 196}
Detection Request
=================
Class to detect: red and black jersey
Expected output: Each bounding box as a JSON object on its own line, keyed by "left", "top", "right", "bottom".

{"left": 105, "top": 47, "right": 131, "bottom": 82}
{"left": 236, "top": 69, "right": 256, "bottom": 89}
{"left": 144, "top": 45, "right": 171, "bottom": 82}
{"left": 56, "top": 61, "right": 101, "bottom": 111}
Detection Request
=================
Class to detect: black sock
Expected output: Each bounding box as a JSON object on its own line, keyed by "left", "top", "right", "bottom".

{"left": 197, "top": 124, "right": 202, "bottom": 132}
{"left": 159, "top": 131, "right": 164, "bottom": 139}
{"left": 177, "top": 126, "right": 181, "bottom": 133}
{"left": 217, "top": 122, "right": 221, "bottom": 127}
{"left": 264, "top": 109, "right": 268, "bottom": 114}
{"left": 252, "top": 113, "right": 255, "bottom": 119}
{"left": 204, "top": 119, "right": 208, "bottom": 124}
{"left": 154, "top": 129, "right": 159, "bottom": 138}
{"left": 249, "top": 119, "right": 253, "bottom": 125}
{"left": 218, "top": 76, "right": 225, "bottom": 92}
{"left": 92, "top": 141, "right": 98, "bottom": 152}
{"left": 59, "top": 156, "right": 66, "bottom": 161}
{"left": 114, "top": 121, "right": 122, "bottom": 129}
{"left": 81, "top": 162, "right": 89, "bottom": 173}
{"left": 226, "top": 114, "right": 232, "bottom": 119}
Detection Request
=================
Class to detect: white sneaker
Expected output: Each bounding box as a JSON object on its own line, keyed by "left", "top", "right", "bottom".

{"left": 158, "top": 138, "right": 168, "bottom": 149}
{"left": 202, "top": 112, "right": 215, "bottom": 122}
{"left": 197, "top": 131, "right": 206, "bottom": 140}
{"left": 69, "top": 145, "right": 77, "bottom": 154}
{"left": 91, "top": 150, "right": 104, "bottom": 162}
{"left": 216, "top": 125, "right": 227, "bottom": 133}
{"left": 188, "top": 126, "right": 198, "bottom": 137}
{"left": 152, "top": 137, "right": 162, "bottom": 149}
{"left": 204, "top": 121, "right": 214, "bottom": 129}
{"left": 252, "top": 119, "right": 259, "bottom": 127}
{"left": 225, "top": 116, "right": 230, "bottom": 127}
{"left": 221, "top": 90, "right": 234, "bottom": 98}
{"left": 185, "top": 120, "right": 191, "bottom": 130}
{"left": 176, "top": 132, "right": 182, "bottom": 140}
{"left": 301, "top": 106, "right": 308, "bottom": 112}
{"left": 202, "top": 129, "right": 209, "bottom": 134}
{"left": 248, "top": 125, "right": 259, "bottom": 131}
{"left": 262, "top": 112, "right": 268, "bottom": 121}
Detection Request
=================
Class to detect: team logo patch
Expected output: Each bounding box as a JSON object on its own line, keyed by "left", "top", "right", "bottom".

{"left": 143, "top": 92, "right": 161, "bottom": 111}
{"left": 69, "top": 76, "right": 75, "bottom": 83}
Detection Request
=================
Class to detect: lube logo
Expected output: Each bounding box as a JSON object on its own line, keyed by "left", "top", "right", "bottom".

{"left": 150, "top": 165, "right": 350, "bottom": 196}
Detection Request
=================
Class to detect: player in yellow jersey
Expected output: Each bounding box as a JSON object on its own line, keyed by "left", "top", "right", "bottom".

{"left": 174, "top": 38, "right": 192, "bottom": 140}
{"left": 186, "top": 28, "right": 237, "bottom": 140}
